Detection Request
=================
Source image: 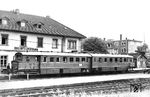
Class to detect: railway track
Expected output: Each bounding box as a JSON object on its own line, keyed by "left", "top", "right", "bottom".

{"left": 1, "top": 78, "right": 150, "bottom": 97}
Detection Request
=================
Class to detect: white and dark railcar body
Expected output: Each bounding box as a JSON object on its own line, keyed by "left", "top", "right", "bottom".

{"left": 11, "top": 52, "right": 135, "bottom": 75}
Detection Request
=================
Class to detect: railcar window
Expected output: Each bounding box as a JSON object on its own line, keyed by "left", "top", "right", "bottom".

{"left": 130, "top": 58, "right": 133, "bottom": 62}
{"left": 104, "top": 58, "right": 107, "bottom": 62}
{"left": 26, "top": 56, "right": 30, "bottom": 62}
{"left": 110, "top": 58, "right": 113, "bottom": 62}
{"left": 50, "top": 57, "right": 54, "bottom": 62}
{"left": 63, "top": 57, "right": 67, "bottom": 62}
{"left": 115, "top": 58, "right": 118, "bottom": 62}
{"left": 120, "top": 58, "right": 122, "bottom": 62}
{"left": 43, "top": 57, "right": 47, "bottom": 62}
{"left": 82, "top": 57, "right": 86, "bottom": 62}
{"left": 99, "top": 58, "right": 102, "bottom": 62}
{"left": 35, "top": 57, "right": 37, "bottom": 61}
{"left": 124, "top": 58, "right": 127, "bottom": 62}
{"left": 70, "top": 57, "right": 74, "bottom": 62}
{"left": 15, "top": 53, "right": 22, "bottom": 61}
{"left": 56, "top": 57, "right": 60, "bottom": 62}
{"left": 86, "top": 57, "right": 89, "bottom": 62}
{"left": 35, "top": 56, "right": 40, "bottom": 62}
{"left": 76, "top": 57, "right": 80, "bottom": 62}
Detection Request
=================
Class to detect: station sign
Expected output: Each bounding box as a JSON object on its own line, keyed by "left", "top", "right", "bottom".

{"left": 14, "top": 47, "right": 38, "bottom": 52}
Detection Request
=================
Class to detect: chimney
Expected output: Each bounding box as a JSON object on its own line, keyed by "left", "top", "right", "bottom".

{"left": 13, "top": 9, "right": 20, "bottom": 14}
{"left": 120, "top": 34, "right": 122, "bottom": 41}
{"left": 103, "top": 38, "right": 106, "bottom": 41}
{"left": 46, "top": 15, "right": 50, "bottom": 18}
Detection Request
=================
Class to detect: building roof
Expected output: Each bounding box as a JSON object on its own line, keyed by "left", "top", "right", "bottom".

{"left": 0, "top": 10, "right": 86, "bottom": 39}
{"left": 113, "top": 39, "right": 142, "bottom": 43}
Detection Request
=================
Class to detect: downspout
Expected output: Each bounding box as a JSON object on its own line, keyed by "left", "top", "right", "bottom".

{"left": 61, "top": 37, "right": 65, "bottom": 52}
{"left": 88, "top": 53, "right": 93, "bottom": 73}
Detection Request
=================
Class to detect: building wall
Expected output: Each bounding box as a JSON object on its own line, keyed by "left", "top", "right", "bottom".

{"left": 0, "top": 31, "right": 81, "bottom": 52}
{"left": 107, "top": 49, "right": 118, "bottom": 54}
{"left": 107, "top": 40, "right": 142, "bottom": 54}
{"left": 128, "top": 41, "right": 142, "bottom": 53}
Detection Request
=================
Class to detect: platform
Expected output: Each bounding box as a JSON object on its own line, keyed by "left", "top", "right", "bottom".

{"left": 0, "top": 73, "right": 150, "bottom": 90}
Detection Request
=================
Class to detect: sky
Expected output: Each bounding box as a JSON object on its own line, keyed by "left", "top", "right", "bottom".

{"left": 1, "top": 0, "right": 150, "bottom": 45}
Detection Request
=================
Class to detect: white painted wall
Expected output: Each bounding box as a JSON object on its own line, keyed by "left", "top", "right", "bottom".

{"left": 64, "top": 38, "right": 81, "bottom": 52}
{"left": 128, "top": 41, "right": 142, "bottom": 53}
{"left": 0, "top": 31, "right": 82, "bottom": 52}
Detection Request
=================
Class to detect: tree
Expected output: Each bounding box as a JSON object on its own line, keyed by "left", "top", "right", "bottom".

{"left": 82, "top": 37, "right": 108, "bottom": 54}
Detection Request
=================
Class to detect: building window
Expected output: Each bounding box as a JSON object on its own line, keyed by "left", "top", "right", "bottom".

{"left": 68, "top": 40, "right": 77, "bottom": 49}
{"left": 0, "top": 56, "right": 7, "bottom": 67}
{"left": 37, "top": 37, "right": 43, "bottom": 48}
{"left": 1, "top": 34, "right": 8, "bottom": 45}
{"left": 52, "top": 39, "right": 58, "bottom": 49}
{"left": 121, "top": 48, "right": 127, "bottom": 53}
{"left": 124, "top": 48, "right": 126, "bottom": 53}
{"left": 20, "top": 36, "right": 27, "bottom": 47}
{"left": 122, "top": 49, "right": 124, "bottom": 53}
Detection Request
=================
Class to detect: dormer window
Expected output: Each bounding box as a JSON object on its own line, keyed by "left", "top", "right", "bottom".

{"left": 21, "top": 22, "right": 25, "bottom": 27}
{"left": 17, "top": 20, "right": 27, "bottom": 27}
{"left": 0, "top": 19, "right": 8, "bottom": 25}
{"left": 37, "top": 24, "right": 42, "bottom": 29}
{"left": 2, "top": 19, "right": 7, "bottom": 25}
{"left": 0, "top": 17, "right": 9, "bottom": 26}
{"left": 33, "top": 23, "right": 43, "bottom": 29}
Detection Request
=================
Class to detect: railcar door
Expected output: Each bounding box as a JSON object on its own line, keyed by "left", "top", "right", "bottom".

{"left": 36, "top": 56, "right": 41, "bottom": 74}
{"left": 87, "top": 57, "right": 93, "bottom": 73}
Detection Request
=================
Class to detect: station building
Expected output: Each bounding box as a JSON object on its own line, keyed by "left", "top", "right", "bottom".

{"left": 0, "top": 9, "right": 86, "bottom": 73}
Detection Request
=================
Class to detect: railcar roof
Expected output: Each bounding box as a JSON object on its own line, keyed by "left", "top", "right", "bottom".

{"left": 21, "top": 52, "right": 91, "bottom": 57}
{"left": 91, "top": 54, "right": 133, "bottom": 58}
{"left": 20, "top": 52, "right": 133, "bottom": 58}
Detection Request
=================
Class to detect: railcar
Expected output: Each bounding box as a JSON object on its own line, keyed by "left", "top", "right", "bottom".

{"left": 11, "top": 52, "right": 134, "bottom": 75}
{"left": 92, "top": 54, "right": 134, "bottom": 73}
